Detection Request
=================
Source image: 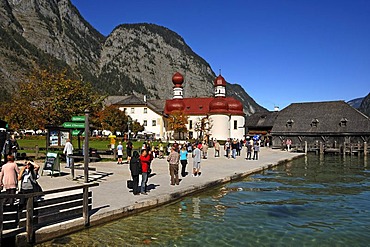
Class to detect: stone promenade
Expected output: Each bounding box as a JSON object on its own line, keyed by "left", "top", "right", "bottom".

{"left": 33, "top": 147, "right": 304, "bottom": 243}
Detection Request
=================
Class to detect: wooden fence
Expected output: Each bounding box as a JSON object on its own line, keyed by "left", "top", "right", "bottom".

{"left": 294, "top": 141, "right": 368, "bottom": 156}
{"left": 0, "top": 183, "right": 98, "bottom": 246}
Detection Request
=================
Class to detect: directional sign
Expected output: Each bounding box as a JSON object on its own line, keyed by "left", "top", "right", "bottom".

{"left": 62, "top": 122, "right": 85, "bottom": 129}
{"left": 72, "top": 130, "right": 85, "bottom": 136}
{"left": 72, "top": 116, "right": 85, "bottom": 122}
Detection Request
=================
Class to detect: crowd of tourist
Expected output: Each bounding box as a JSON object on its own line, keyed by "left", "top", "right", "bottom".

{"left": 127, "top": 137, "right": 264, "bottom": 195}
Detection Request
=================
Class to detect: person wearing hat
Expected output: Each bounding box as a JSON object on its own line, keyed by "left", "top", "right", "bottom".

{"left": 18, "top": 160, "right": 42, "bottom": 205}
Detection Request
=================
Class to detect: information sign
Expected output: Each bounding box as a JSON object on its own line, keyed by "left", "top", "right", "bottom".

{"left": 72, "top": 116, "right": 85, "bottom": 122}
{"left": 62, "top": 122, "right": 85, "bottom": 129}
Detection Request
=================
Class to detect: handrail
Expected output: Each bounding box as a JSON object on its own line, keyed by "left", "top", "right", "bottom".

{"left": 0, "top": 182, "right": 99, "bottom": 245}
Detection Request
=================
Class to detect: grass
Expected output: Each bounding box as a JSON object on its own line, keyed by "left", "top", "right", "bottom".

{"left": 16, "top": 136, "right": 167, "bottom": 154}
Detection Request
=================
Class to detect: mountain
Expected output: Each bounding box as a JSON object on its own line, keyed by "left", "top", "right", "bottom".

{"left": 0, "top": 0, "right": 266, "bottom": 115}
{"left": 359, "top": 93, "right": 370, "bottom": 117}
{"left": 347, "top": 97, "right": 364, "bottom": 109}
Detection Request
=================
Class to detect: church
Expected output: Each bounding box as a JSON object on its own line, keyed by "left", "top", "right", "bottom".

{"left": 164, "top": 72, "right": 245, "bottom": 141}
{"left": 109, "top": 72, "right": 246, "bottom": 141}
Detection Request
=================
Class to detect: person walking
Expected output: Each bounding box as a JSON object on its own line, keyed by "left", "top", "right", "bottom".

{"left": 139, "top": 149, "right": 151, "bottom": 195}
{"left": 231, "top": 139, "right": 238, "bottom": 159}
{"left": 225, "top": 139, "right": 231, "bottom": 158}
{"left": 0, "top": 155, "right": 19, "bottom": 205}
{"left": 63, "top": 139, "right": 74, "bottom": 168}
{"left": 253, "top": 142, "right": 260, "bottom": 160}
{"left": 126, "top": 140, "right": 133, "bottom": 162}
{"left": 202, "top": 141, "right": 208, "bottom": 159}
{"left": 167, "top": 146, "right": 180, "bottom": 185}
{"left": 286, "top": 139, "right": 292, "bottom": 151}
{"left": 246, "top": 140, "right": 253, "bottom": 160}
{"left": 2, "top": 135, "right": 19, "bottom": 162}
{"left": 116, "top": 141, "right": 123, "bottom": 164}
{"left": 179, "top": 146, "right": 188, "bottom": 177}
{"left": 214, "top": 140, "right": 220, "bottom": 157}
{"left": 129, "top": 151, "right": 141, "bottom": 195}
{"left": 192, "top": 144, "right": 202, "bottom": 177}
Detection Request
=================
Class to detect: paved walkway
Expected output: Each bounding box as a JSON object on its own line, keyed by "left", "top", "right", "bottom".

{"left": 33, "top": 147, "right": 303, "bottom": 243}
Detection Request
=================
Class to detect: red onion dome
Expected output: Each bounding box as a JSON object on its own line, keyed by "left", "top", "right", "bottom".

{"left": 165, "top": 99, "right": 185, "bottom": 113}
{"left": 209, "top": 97, "right": 229, "bottom": 114}
{"left": 172, "top": 72, "right": 184, "bottom": 87}
{"left": 227, "top": 97, "right": 244, "bottom": 114}
{"left": 214, "top": 75, "right": 226, "bottom": 86}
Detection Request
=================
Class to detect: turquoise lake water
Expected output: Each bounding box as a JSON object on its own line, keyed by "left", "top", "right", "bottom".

{"left": 38, "top": 154, "right": 370, "bottom": 247}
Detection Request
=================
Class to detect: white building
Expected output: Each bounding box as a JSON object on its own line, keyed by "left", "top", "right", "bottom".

{"left": 107, "top": 72, "right": 245, "bottom": 141}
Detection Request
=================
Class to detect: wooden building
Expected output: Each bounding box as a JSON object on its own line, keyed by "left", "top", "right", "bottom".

{"left": 245, "top": 111, "right": 278, "bottom": 145}
{"left": 270, "top": 101, "right": 370, "bottom": 152}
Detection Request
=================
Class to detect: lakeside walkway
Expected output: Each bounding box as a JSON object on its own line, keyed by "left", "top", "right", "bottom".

{"left": 33, "top": 147, "right": 303, "bottom": 243}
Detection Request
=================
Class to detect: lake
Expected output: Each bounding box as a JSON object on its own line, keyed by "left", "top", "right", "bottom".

{"left": 37, "top": 154, "right": 370, "bottom": 246}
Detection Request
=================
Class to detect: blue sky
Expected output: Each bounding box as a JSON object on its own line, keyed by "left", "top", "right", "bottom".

{"left": 71, "top": 0, "right": 370, "bottom": 110}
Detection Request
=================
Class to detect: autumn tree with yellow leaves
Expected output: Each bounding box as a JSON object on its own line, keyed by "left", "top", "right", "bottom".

{"left": 167, "top": 110, "right": 189, "bottom": 140}
{"left": 1, "top": 68, "right": 103, "bottom": 130}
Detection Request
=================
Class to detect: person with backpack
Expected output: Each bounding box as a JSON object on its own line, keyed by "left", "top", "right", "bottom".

{"left": 18, "top": 160, "right": 42, "bottom": 205}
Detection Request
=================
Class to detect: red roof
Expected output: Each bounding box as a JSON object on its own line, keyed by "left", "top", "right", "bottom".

{"left": 165, "top": 97, "right": 244, "bottom": 115}
{"left": 214, "top": 75, "right": 226, "bottom": 86}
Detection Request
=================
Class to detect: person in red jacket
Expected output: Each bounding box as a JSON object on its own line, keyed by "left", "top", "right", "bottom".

{"left": 139, "top": 149, "right": 151, "bottom": 195}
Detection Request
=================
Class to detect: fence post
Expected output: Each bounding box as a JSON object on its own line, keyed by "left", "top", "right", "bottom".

{"left": 35, "top": 145, "right": 39, "bottom": 159}
{"left": 83, "top": 186, "right": 89, "bottom": 226}
{"left": 364, "top": 142, "right": 368, "bottom": 156}
{"left": 304, "top": 141, "right": 307, "bottom": 155}
{"left": 319, "top": 142, "right": 324, "bottom": 155}
{"left": 26, "top": 196, "right": 34, "bottom": 243}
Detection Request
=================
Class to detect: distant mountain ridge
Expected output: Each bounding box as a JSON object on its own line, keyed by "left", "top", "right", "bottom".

{"left": 347, "top": 95, "right": 370, "bottom": 117}
{"left": 0, "top": 0, "right": 267, "bottom": 115}
{"left": 347, "top": 97, "right": 364, "bottom": 109}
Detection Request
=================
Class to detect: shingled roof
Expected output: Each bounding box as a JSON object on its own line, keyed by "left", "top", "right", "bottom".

{"left": 112, "top": 95, "right": 165, "bottom": 115}
{"left": 245, "top": 111, "right": 279, "bottom": 128}
{"left": 271, "top": 101, "right": 370, "bottom": 135}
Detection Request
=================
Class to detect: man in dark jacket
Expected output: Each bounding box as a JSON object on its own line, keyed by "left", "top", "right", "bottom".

{"left": 129, "top": 151, "right": 141, "bottom": 195}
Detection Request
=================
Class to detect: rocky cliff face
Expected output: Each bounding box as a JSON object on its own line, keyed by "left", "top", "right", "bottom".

{"left": 0, "top": 0, "right": 266, "bottom": 114}
{"left": 0, "top": 0, "right": 104, "bottom": 98}
{"left": 359, "top": 93, "right": 370, "bottom": 117}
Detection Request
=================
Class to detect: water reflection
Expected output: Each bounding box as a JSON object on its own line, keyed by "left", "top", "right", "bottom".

{"left": 38, "top": 155, "right": 370, "bottom": 246}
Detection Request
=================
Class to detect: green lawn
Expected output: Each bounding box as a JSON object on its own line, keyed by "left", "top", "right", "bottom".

{"left": 17, "top": 136, "right": 166, "bottom": 154}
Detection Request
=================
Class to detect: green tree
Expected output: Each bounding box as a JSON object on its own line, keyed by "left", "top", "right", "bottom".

{"left": 95, "top": 105, "right": 128, "bottom": 133}
{"left": 130, "top": 119, "right": 144, "bottom": 134}
{"left": 1, "top": 67, "right": 103, "bottom": 129}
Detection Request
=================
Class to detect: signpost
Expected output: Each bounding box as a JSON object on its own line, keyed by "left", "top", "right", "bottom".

{"left": 72, "top": 116, "right": 85, "bottom": 122}
{"left": 62, "top": 122, "right": 85, "bottom": 129}
{"left": 84, "top": 110, "right": 89, "bottom": 183}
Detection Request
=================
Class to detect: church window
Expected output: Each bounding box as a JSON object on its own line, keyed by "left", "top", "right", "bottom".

{"left": 143, "top": 120, "right": 147, "bottom": 126}
{"left": 131, "top": 108, "right": 135, "bottom": 114}
{"left": 234, "top": 120, "right": 237, "bottom": 130}
{"left": 189, "top": 120, "right": 193, "bottom": 129}
{"left": 144, "top": 108, "right": 147, "bottom": 114}
{"left": 152, "top": 120, "right": 156, "bottom": 126}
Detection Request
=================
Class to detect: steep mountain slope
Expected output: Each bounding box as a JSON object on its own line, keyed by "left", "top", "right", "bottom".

{"left": 359, "top": 93, "right": 370, "bottom": 117}
{"left": 0, "top": 0, "right": 266, "bottom": 115}
{"left": 0, "top": 0, "right": 104, "bottom": 98}
{"left": 347, "top": 97, "right": 364, "bottom": 109}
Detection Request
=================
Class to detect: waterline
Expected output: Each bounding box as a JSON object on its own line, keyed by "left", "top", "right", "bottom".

{"left": 38, "top": 154, "right": 370, "bottom": 246}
